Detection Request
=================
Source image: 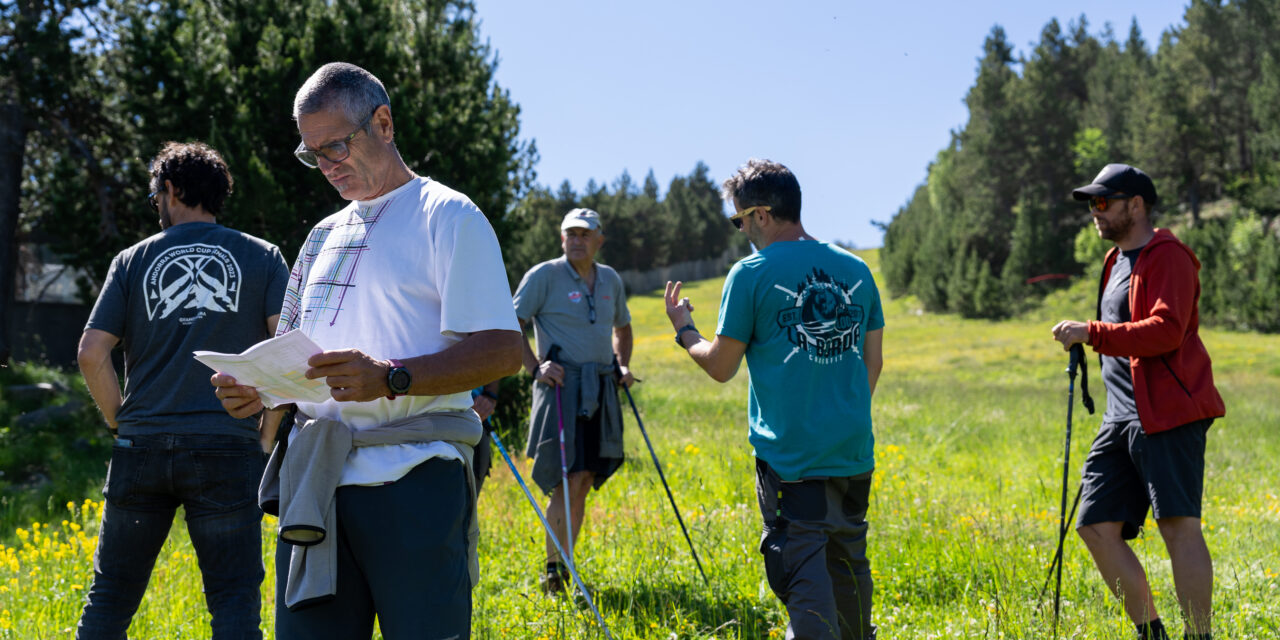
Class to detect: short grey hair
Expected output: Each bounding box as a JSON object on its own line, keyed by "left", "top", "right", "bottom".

{"left": 721, "top": 158, "right": 802, "bottom": 224}
{"left": 293, "top": 62, "right": 390, "bottom": 129}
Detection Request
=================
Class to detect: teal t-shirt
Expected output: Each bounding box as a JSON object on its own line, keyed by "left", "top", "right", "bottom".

{"left": 716, "top": 241, "right": 885, "bottom": 481}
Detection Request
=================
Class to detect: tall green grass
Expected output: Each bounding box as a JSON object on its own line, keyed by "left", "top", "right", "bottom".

{"left": 2, "top": 250, "right": 1277, "bottom": 638}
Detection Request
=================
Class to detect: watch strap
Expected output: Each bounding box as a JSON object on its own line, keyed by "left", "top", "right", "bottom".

{"left": 386, "top": 358, "right": 407, "bottom": 399}
{"left": 674, "top": 324, "right": 698, "bottom": 348}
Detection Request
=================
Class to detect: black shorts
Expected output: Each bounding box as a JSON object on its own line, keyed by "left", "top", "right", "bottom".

{"left": 570, "top": 407, "right": 617, "bottom": 477}
{"left": 1077, "top": 418, "right": 1211, "bottom": 539}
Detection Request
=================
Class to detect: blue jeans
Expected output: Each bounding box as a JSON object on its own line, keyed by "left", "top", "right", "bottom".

{"left": 76, "top": 434, "right": 267, "bottom": 640}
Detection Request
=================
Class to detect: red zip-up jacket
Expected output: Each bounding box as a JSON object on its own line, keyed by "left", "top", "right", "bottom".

{"left": 1086, "top": 228, "right": 1225, "bottom": 434}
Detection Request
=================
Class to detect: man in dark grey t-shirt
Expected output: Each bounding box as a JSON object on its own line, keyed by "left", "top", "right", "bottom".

{"left": 75, "top": 142, "right": 288, "bottom": 640}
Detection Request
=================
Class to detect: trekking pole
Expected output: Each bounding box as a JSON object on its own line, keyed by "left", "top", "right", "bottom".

{"left": 620, "top": 384, "right": 711, "bottom": 587}
{"left": 1039, "top": 343, "right": 1094, "bottom": 637}
{"left": 489, "top": 431, "right": 614, "bottom": 640}
{"left": 547, "top": 345, "right": 574, "bottom": 564}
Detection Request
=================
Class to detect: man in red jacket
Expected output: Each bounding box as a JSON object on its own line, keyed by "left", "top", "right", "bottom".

{"left": 1052, "top": 163, "right": 1225, "bottom": 640}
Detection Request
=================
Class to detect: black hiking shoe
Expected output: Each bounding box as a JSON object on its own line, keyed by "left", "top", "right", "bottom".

{"left": 540, "top": 561, "right": 569, "bottom": 594}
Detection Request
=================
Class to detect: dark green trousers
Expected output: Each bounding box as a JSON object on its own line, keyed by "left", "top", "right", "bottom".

{"left": 275, "top": 457, "right": 472, "bottom": 640}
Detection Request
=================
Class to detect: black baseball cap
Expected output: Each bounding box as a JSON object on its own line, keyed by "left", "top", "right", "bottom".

{"left": 1072, "top": 163, "right": 1158, "bottom": 205}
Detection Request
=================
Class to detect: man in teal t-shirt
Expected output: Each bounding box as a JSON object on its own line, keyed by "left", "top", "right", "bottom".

{"left": 666, "top": 159, "right": 884, "bottom": 640}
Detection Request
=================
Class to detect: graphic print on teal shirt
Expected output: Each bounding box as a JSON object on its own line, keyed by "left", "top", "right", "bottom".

{"left": 774, "top": 267, "right": 867, "bottom": 365}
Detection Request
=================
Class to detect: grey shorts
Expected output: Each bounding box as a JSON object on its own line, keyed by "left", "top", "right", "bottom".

{"left": 1077, "top": 418, "right": 1211, "bottom": 539}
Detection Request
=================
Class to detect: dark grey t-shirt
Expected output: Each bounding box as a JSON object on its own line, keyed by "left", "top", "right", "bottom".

{"left": 86, "top": 222, "right": 289, "bottom": 437}
{"left": 1100, "top": 246, "right": 1144, "bottom": 423}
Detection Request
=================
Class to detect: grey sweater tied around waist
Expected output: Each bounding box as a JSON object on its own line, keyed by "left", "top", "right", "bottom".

{"left": 525, "top": 359, "right": 625, "bottom": 494}
{"left": 259, "top": 410, "right": 481, "bottom": 610}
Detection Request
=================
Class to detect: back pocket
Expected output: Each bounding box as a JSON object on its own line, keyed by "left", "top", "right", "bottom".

{"left": 102, "top": 444, "right": 151, "bottom": 507}
{"left": 190, "top": 449, "right": 259, "bottom": 510}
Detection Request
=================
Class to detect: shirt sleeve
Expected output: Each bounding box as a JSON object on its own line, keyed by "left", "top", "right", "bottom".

{"left": 866, "top": 271, "right": 885, "bottom": 332}
{"left": 512, "top": 264, "right": 546, "bottom": 322}
{"left": 275, "top": 252, "right": 306, "bottom": 337}
{"left": 437, "top": 209, "right": 521, "bottom": 335}
{"left": 716, "top": 261, "right": 754, "bottom": 343}
{"left": 85, "top": 254, "right": 128, "bottom": 337}
{"left": 263, "top": 246, "right": 290, "bottom": 320}
{"left": 612, "top": 271, "right": 631, "bottom": 327}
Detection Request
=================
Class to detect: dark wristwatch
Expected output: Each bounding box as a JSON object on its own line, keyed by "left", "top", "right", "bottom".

{"left": 386, "top": 359, "right": 411, "bottom": 399}
{"left": 674, "top": 324, "right": 698, "bottom": 348}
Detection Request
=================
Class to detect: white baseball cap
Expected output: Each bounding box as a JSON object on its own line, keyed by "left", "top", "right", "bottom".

{"left": 561, "top": 208, "right": 601, "bottom": 231}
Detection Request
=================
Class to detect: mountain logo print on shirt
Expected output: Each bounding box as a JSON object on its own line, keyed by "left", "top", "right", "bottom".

{"left": 143, "top": 243, "right": 241, "bottom": 324}
{"left": 775, "top": 268, "right": 864, "bottom": 364}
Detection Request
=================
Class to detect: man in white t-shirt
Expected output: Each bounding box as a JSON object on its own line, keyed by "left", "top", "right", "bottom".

{"left": 211, "top": 62, "right": 521, "bottom": 639}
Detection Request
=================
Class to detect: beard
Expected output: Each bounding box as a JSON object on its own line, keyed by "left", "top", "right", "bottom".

{"left": 743, "top": 218, "right": 765, "bottom": 249}
{"left": 158, "top": 203, "right": 173, "bottom": 230}
{"left": 1096, "top": 205, "right": 1134, "bottom": 241}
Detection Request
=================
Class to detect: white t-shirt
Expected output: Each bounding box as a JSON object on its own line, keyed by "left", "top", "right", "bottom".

{"left": 277, "top": 176, "right": 519, "bottom": 486}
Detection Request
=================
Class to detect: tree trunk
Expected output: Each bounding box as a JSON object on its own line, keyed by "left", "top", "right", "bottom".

{"left": 0, "top": 101, "right": 24, "bottom": 364}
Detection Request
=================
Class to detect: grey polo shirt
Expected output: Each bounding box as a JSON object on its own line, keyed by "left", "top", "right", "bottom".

{"left": 513, "top": 256, "right": 630, "bottom": 366}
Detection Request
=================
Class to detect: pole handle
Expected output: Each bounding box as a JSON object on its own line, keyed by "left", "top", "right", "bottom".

{"left": 545, "top": 344, "right": 562, "bottom": 365}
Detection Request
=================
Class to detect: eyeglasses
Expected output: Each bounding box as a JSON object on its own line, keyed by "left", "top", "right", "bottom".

{"left": 1088, "top": 194, "right": 1132, "bottom": 212}
{"left": 730, "top": 205, "right": 770, "bottom": 229}
{"left": 148, "top": 190, "right": 162, "bottom": 212}
{"left": 584, "top": 291, "right": 596, "bottom": 324}
{"left": 294, "top": 108, "right": 379, "bottom": 168}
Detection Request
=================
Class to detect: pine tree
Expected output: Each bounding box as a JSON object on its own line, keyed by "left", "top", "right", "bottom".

{"left": 22, "top": 0, "right": 535, "bottom": 288}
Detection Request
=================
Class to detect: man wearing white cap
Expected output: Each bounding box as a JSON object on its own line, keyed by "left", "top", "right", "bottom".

{"left": 513, "top": 208, "right": 635, "bottom": 592}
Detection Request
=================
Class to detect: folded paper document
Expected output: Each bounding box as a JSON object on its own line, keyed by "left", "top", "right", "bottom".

{"left": 194, "top": 330, "right": 332, "bottom": 407}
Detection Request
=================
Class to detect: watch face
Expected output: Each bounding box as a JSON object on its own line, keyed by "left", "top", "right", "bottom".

{"left": 389, "top": 368, "right": 412, "bottom": 394}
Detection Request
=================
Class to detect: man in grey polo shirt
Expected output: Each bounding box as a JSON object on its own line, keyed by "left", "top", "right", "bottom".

{"left": 514, "top": 207, "right": 636, "bottom": 592}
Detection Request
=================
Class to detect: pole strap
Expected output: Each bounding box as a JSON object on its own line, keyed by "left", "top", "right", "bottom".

{"left": 1068, "top": 343, "right": 1095, "bottom": 415}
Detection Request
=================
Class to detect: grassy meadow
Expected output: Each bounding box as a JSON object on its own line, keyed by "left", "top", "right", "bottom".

{"left": 2, "top": 250, "right": 1278, "bottom": 638}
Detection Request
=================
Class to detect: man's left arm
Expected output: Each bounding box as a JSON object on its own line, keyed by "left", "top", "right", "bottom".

{"left": 613, "top": 323, "right": 635, "bottom": 387}
{"left": 306, "top": 329, "right": 522, "bottom": 402}
{"left": 864, "top": 328, "right": 883, "bottom": 396}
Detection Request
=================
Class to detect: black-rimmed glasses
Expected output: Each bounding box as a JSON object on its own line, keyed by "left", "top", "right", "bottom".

{"left": 585, "top": 291, "right": 596, "bottom": 324}
{"left": 148, "top": 191, "right": 162, "bottom": 212}
{"left": 294, "top": 107, "right": 378, "bottom": 168}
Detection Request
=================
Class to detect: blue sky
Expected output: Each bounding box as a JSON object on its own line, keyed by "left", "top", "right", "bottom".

{"left": 474, "top": 1, "right": 1190, "bottom": 249}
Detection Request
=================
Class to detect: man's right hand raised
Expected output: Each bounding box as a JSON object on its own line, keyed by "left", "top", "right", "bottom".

{"left": 211, "top": 373, "right": 265, "bottom": 418}
{"left": 664, "top": 280, "right": 695, "bottom": 331}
